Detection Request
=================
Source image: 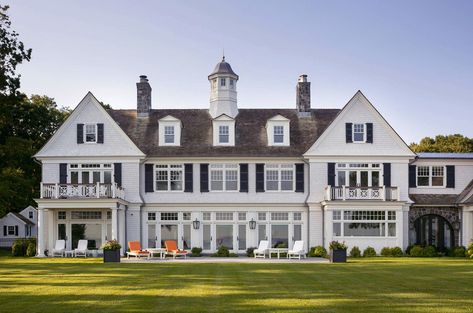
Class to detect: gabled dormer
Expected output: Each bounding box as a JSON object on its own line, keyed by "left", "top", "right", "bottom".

{"left": 213, "top": 114, "right": 235, "bottom": 146}
{"left": 159, "top": 115, "right": 182, "bottom": 146}
{"left": 266, "top": 114, "right": 290, "bottom": 146}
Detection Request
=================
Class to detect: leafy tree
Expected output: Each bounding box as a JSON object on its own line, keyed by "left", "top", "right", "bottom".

{"left": 410, "top": 134, "right": 473, "bottom": 153}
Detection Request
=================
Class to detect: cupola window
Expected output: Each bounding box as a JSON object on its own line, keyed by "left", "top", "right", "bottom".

{"left": 220, "top": 78, "right": 226, "bottom": 87}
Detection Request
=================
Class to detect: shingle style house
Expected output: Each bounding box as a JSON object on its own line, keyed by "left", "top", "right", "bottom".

{"left": 33, "top": 57, "right": 473, "bottom": 256}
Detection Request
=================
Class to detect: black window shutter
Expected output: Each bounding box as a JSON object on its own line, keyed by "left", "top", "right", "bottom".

{"left": 256, "top": 164, "right": 265, "bottom": 192}
{"left": 409, "top": 165, "right": 417, "bottom": 188}
{"left": 184, "top": 164, "right": 193, "bottom": 192}
{"left": 295, "top": 163, "right": 304, "bottom": 192}
{"left": 97, "top": 123, "right": 104, "bottom": 144}
{"left": 145, "top": 164, "right": 154, "bottom": 192}
{"left": 446, "top": 165, "right": 455, "bottom": 188}
{"left": 77, "top": 124, "right": 84, "bottom": 144}
{"left": 14, "top": 225, "right": 18, "bottom": 236}
{"left": 383, "top": 163, "right": 391, "bottom": 187}
{"left": 200, "top": 164, "right": 209, "bottom": 192}
{"left": 366, "top": 123, "right": 373, "bottom": 143}
{"left": 59, "top": 163, "right": 67, "bottom": 184}
{"left": 3, "top": 226, "right": 6, "bottom": 236}
{"left": 239, "top": 164, "right": 248, "bottom": 192}
{"left": 345, "top": 123, "right": 353, "bottom": 143}
{"left": 327, "top": 163, "right": 335, "bottom": 186}
{"left": 114, "top": 163, "right": 122, "bottom": 187}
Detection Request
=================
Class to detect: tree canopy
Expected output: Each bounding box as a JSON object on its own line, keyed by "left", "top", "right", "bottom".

{"left": 410, "top": 134, "right": 473, "bottom": 153}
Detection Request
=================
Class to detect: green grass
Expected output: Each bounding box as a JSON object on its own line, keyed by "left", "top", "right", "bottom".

{"left": 0, "top": 250, "right": 472, "bottom": 312}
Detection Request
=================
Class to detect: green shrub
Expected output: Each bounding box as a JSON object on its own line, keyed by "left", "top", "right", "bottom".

{"left": 329, "top": 241, "right": 347, "bottom": 250}
{"left": 424, "top": 245, "right": 437, "bottom": 257}
{"left": 405, "top": 245, "right": 413, "bottom": 255}
{"left": 26, "top": 242, "right": 36, "bottom": 257}
{"left": 450, "top": 246, "right": 466, "bottom": 258}
{"left": 11, "top": 238, "right": 36, "bottom": 257}
{"left": 409, "top": 245, "right": 425, "bottom": 257}
{"left": 409, "top": 245, "right": 438, "bottom": 257}
{"left": 349, "top": 246, "right": 361, "bottom": 258}
{"left": 363, "top": 246, "right": 376, "bottom": 257}
{"left": 246, "top": 247, "right": 256, "bottom": 257}
{"left": 101, "top": 240, "right": 121, "bottom": 251}
{"left": 390, "top": 247, "right": 404, "bottom": 257}
{"left": 309, "top": 246, "right": 327, "bottom": 257}
{"left": 380, "top": 247, "right": 392, "bottom": 257}
{"left": 214, "top": 245, "right": 230, "bottom": 257}
{"left": 467, "top": 242, "right": 473, "bottom": 259}
{"left": 228, "top": 253, "right": 238, "bottom": 257}
{"left": 191, "top": 247, "right": 202, "bottom": 257}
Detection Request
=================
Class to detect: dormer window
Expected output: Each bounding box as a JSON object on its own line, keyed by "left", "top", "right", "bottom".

{"left": 159, "top": 115, "right": 181, "bottom": 146}
{"left": 266, "top": 115, "right": 290, "bottom": 146}
{"left": 273, "top": 126, "right": 284, "bottom": 143}
{"left": 219, "top": 125, "right": 229, "bottom": 143}
{"left": 85, "top": 124, "right": 97, "bottom": 143}
{"left": 164, "top": 126, "right": 175, "bottom": 144}
{"left": 220, "top": 78, "right": 226, "bottom": 87}
{"left": 353, "top": 123, "right": 365, "bottom": 142}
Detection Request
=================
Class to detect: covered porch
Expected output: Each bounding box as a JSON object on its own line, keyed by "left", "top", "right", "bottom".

{"left": 35, "top": 198, "right": 128, "bottom": 256}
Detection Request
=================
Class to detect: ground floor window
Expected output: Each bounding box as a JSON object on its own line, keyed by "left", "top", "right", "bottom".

{"left": 414, "top": 214, "right": 454, "bottom": 249}
{"left": 333, "top": 210, "right": 396, "bottom": 237}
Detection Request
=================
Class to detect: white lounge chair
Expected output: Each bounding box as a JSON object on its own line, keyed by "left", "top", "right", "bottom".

{"left": 287, "top": 240, "right": 305, "bottom": 260}
{"left": 254, "top": 240, "right": 269, "bottom": 258}
{"left": 51, "top": 239, "right": 66, "bottom": 257}
{"left": 74, "top": 240, "right": 88, "bottom": 257}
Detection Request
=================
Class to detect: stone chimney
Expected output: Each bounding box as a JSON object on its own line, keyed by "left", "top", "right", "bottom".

{"left": 296, "top": 74, "right": 311, "bottom": 115}
{"left": 137, "top": 75, "right": 151, "bottom": 118}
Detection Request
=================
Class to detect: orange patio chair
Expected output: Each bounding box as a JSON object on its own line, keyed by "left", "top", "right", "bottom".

{"left": 126, "top": 241, "right": 150, "bottom": 259}
{"left": 164, "top": 240, "right": 188, "bottom": 259}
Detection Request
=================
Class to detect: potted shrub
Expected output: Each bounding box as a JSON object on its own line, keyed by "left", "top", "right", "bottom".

{"left": 101, "top": 240, "right": 121, "bottom": 263}
{"left": 191, "top": 247, "right": 202, "bottom": 257}
{"left": 329, "top": 241, "right": 347, "bottom": 263}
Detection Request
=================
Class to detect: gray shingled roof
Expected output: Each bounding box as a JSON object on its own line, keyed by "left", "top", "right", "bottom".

{"left": 409, "top": 194, "right": 459, "bottom": 206}
{"left": 108, "top": 108, "right": 340, "bottom": 157}
{"left": 417, "top": 152, "right": 473, "bottom": 159}
{"left": 208, "top": 58, "right": 238, "bottom": 78}
{"left": 11, "top": 212, "right": 34, "bottom": 225}
{"left": 457, "top": 179, "right": 473, "bottom": 204}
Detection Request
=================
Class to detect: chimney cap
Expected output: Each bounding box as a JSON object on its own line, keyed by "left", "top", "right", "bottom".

{"left": 298, "top": 74, "right": 308, "bottom": 82}
{"left": 139, "top": 75, "right": 148, "bottom": 82}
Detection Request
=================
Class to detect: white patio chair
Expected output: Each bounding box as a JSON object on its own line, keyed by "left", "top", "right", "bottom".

{"left": 74, "top": 240, "right": 88, "bottom": 258}
{"left": 287, "top": 240, "right": 305, "bottom": 260}
{"left": 254, "top": 240, "right": 269, "bottom": 258}
{"left": 51, "top": 239, "right": 66, "bottom": 257}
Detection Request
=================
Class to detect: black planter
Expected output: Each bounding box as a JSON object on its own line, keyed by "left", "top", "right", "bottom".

{"left": 103, "top": 250, "right": 121, "bottom": 263}
{"left": 330, "top": 249, "right": 347, "bottom": 263}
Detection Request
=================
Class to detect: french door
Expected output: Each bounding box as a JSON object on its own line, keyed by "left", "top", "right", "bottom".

{"left": 202, "top": 223, "right": 247, "bottom": 253}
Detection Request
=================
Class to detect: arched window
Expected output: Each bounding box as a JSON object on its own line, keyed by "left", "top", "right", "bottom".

{"left": 414, "top": 214, "right": 454, "bottom": 249}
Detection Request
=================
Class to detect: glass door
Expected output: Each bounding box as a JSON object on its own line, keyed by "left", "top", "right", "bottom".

{"left": 71, "top": 223, "right": 102, "bottom": 250}
{"left": 271, "top": 225, "right": 289, "bottom": 248}
{"left": 203, "top": 224, "right": 212, "bottom": 251}
{"left": 182, "top": 224, "right": 191, "bottom": 250}
{"left": 148, "top": 224, "right": 156, "bottom": 248}
{"left": 216, "top": 224, "right": 233, "bottom": 250}
{"left": 160, "top": 224, "right": 178, "bottom": 248}
{"left": 237, "top": 224, "right": 246, "bottom": 252}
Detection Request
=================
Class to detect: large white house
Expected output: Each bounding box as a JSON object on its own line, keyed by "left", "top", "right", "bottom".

{"left": 34, "top": 58, "right": 473, "bottom": 256}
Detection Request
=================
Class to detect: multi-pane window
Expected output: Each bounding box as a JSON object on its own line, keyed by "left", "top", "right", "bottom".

{"left": 210, "top": 164, "right": 238, "bottom": 191}
{"left": 164, "top": 126, "right": 175, "bottom": 144}
{"left": 216, "top": 212, "right": 233, "bottom": 221}
{"left": 265, "top": 164, "right": 294, "bottom": 191}
{"left": 273, "top": 126, "right": 284, "bottom": 143}
{"left": 203, "top": 212, "right": 211, "bottom": 221}
{"left": 271, "top": 212, "right": 289, "bottom": 221}
{"left": 68, "top": 163, "right": 112, "bottom": 184}
{"left": 85, "top": 124, "right": 97, "bottom": 143}
{"left": 220, "top": 78, "right": 226, "bottom": 86}
{"left": 71, "top": 211, "right": 102, "bottom": 220}
{"left": 148, "top": 212, "right": 156, "bottom": 221}
{"left": 229, "top": 79, "right": 234, "bottom": 88}
{"left": 417, "top": 166, "right": 445, "bottom": 187}
{"left": 29, "top": 211, "right": 34, "bottom": 219}
{"left": 336, "top": 163, "right": 381, "bottom": 187}
{"left": 7, "top": 226, "right": 15, "bottom": 235}
{"left": 107, "top": 211, "right": 112, "bottom": 220}
{"left": 353, "top": 123, "right": 365, "bottom": 142}
{"left": 332, "top": 210, "right": 396, "bottom": 237}
{"left": 293, "top": 212, "right": 302, "bottom": 221}
{"left": 161, "top": 212, "right": 178, "bottom": 221}
{"left": 155, "top": 165, "right": 183, "bottom": 191}
{"left": 258, "top": 212, "right": 267, "bottom": 221}
{"left": 183, "top": 212, "right": 191, "bottom": 221}
{"left": 58, "top": 211, "right": 66, "bottom": 220}
{"left": 219, "top": 125, "right": 229, "bottom": 143}
{"left": 238, "top": 212, "right": 246, "bottom": 221}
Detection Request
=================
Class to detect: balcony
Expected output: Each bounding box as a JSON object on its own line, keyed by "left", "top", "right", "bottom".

{"left": 40, "top": 183, "right": 125, "bottom": 200}
{"left": 324, "top": 186, "right": 400, "bottom": 201}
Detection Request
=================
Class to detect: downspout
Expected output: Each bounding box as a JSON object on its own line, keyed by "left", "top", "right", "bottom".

{"left": 302, "top": 159, "right": 311, "bottom": 251}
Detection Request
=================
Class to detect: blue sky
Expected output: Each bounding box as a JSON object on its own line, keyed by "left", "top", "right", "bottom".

{"left": 9, "top": 0, "right": 473, "bottom": 143}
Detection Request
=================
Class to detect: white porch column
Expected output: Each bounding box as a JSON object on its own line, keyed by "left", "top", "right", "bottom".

{"left": 401, "top": 205, "right": 410, "bottom": 250}
{"left": 111, "top": 207, "right": 118, "bottom": 241}
{"left": 119, "top": 206, "right": 126, "bottom": 256}
{"left": 37, "top": 208, "right": 46, "bottom": 257}
{"left": 47, "top": 209, "right": 54, "bottom": 253}
{"left": 462, "top": 208, "right": 473, "bottom": 246}
{"left": 308, "top": 204, "right": 323, "bottom": 248}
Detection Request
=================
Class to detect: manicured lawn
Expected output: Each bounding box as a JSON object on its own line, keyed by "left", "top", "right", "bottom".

{"left": 0, "top": 251, "right": 472, "bottom": 312}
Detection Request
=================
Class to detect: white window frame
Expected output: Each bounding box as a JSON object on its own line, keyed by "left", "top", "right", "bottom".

{"left": 68, "top": 163, "right": 113, "bottom": 184}
{"left": 209, "top": 164, "right": 239, "bottom": 192}
{"left": 213, "top": 119, "right": 235, "bottom": 146}
{"left": 154, "top": 164, "right": 184, "bottom": 192}
{"left": 273, "top": 126, "right": 284, "bottom": 144}
{"left": 264, "top": 164, "right": 295, "bottom": 192}
{"left": 266, "top": 117, "right": 290, "bottom": 146}
{"left": 332, "top": 209, "right": 397, "bottom": 238}
{"left": 218, "top": 125, "right": 229, "bottom": 144}
{"left": 84, "top": 123, "right": 97, "bottom": 143}
{"left": 164, "top": 126, "right": 175, "bottom": 144}
{"left": 335, "top": 163, "right": 382, "bottom": 187}
{"left": 7, "top": 226, "right": 15, "bottom": 236}
{"left": 416, "top": 165, "right": 446, "bottom": 188}
{"left": 352, "top": 123, "right": 366, "bottom": 143}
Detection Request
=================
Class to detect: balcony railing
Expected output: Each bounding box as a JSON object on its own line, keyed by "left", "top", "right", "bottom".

{"left": 324, "top": 186, "right": 399, "bottom": 201}
{"left": 40, "top": 183, "right": 125, "bottom": 200}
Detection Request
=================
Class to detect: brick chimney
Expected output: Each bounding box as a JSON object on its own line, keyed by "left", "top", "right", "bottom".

{"left": 137, "top": 75, "right": 151, "bottom": 118}
{"left": 296, "top": 74, "right": 311, "bottom": 115}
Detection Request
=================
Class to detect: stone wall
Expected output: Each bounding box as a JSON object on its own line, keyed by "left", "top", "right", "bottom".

{"left": 409, "top": 206, "right": 460, "bottom": 246}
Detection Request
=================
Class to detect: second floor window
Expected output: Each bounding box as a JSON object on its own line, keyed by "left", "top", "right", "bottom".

{"left": 210, "top": 164, "right": 238, "bottom": 191}
{"left": 155, "top": 164, "right": 183, "bottom": 191}
{"left": 29, "top": 211, "right": 34, "bottom": 219}
{"left": 265, "top": 164, "right": 294, "bottom": 191}
{"left": 69, "top": 163, "right": 112, "bottom": 184}
{"left": 85, "top": 124, "right": 97, "bottom": 143}
{"left": 273, "top": 126, "right": 284, "bottom": 143}
{"left": 336, "top": 163, "right": 380, "bottom": 187}
{"left": 417, "top": 166, "right": 444, "bottom": 187}
{"left": 164, "top": 126, "right": 175, "bottom": 144}
{"left": 219, "top": 125, "right": 229, "bottom": 143}
{"left": 353, "top": 123, "right": 365, "bottom": 142}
